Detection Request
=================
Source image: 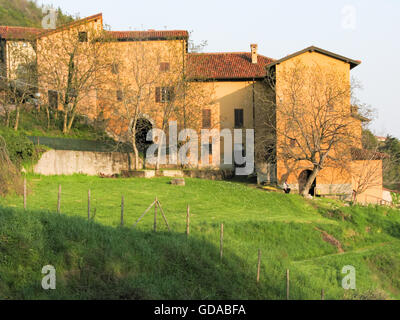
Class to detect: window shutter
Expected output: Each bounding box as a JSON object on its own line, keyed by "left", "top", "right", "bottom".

{"left": 169, "top": 87, "right": 175, "bottom": 101}
{"left": 117, "top": 90, "right": 123, "bottom": 101}
{"left": 155, "top": 87, "right": 161, "bottom": 103}
{"left": 160, "top": 62, "right": 170, "bottom": 72}
{"left": 235, "top": 109, "right": 244, "bottom": 128}
{"left": 202, "top": 109, "right": 211, "bottom": 128}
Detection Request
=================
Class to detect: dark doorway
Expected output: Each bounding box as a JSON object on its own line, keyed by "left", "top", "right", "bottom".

{"left": 298, "top": 170, "right": 317, "bottom": 196}
{"left": 135, "top": 118, "right": 153, "bottom": 153}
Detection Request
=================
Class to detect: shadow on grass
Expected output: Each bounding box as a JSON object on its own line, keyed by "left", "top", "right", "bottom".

{"left": 0, "top": 206, "right": 285, "bottom": 300}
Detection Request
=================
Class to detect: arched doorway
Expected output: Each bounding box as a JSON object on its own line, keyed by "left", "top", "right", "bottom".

{"left": 135, "top": 118, "right": 153, "bottom": 153}
{"left": 298, "top": 170, "right": 317, "bottom": 196}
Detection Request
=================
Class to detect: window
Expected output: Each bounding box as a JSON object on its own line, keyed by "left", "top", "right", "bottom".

{"left": 78, "top": 32, "right": 88, "bottom": 42}
{"left": 67, "top": 87, "right": 77, "bottom": 99}
{"left": 202, "top": 143, "right": 213, "bottom": 155}
{"left": 116, "top": 90, "right": 123, "bottom": 101}
{"left": 327, "top": 103, "right": 334, "bottom": 112}
{"left": 155, "top": 87, "right": 174, "bottom": 103}
{"left": 234, "top": 109, "right": 244, "bottom": 128}
{"left": 160, "top": 62, "right": 170, "bottom": 72}
{"left": 289, "top": 138, "right": 296, "bottom": 148}
{"left": 48, "top": 90, "right": 58, "bottom": 109}
{"left": 0, "top": 40, "right": 5, "bottom": 64}
{"left": 202, "top": 109, "right": 211, "bottom": 128}
{"left": 111, "top": 63, "right": 119, "bottom": 74}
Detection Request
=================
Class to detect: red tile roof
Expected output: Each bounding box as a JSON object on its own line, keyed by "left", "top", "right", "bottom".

{"left": 0, "top": 26, "right": 42, "bottom": 40}
{"left": 187, "top": 52, "right": 274, "bottom": 80}
{"left": 106, "top": 30, "right": 189, "bottom": 41}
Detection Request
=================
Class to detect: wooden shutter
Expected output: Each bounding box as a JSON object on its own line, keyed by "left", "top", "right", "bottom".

{"left": 169, "top": 87, "right": 175, "bottom": 101}
{"left": 155, "top": 87, "right": 161, "bottom": 103}
{"left": 117, "top": 90, "right": 123, "bottom": 101}
{"left": 202, "top": 109, "right": 211, "bottom": 128}
{"left": 160, "top": 62, "right": 170, "bottom": 72}
{"left": 235, "top": 109, "right": 244, "bottom": 128}
{"left": 48, "top": 90, "right": 58, "bottom": 109}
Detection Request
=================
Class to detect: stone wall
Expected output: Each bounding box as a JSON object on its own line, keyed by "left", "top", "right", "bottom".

{"left": 34, "top": 150, "right": 137, "bottom": 176}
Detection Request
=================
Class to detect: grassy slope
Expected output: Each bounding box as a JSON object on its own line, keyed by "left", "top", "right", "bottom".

{"left": 0, "top": 0, "right": 42, "bottom": 27}
{"left": 1, "top": 175, "right": 400, "bottom": 300}
{"left": 0, "top": 0, "right": 74, "bottom": 27}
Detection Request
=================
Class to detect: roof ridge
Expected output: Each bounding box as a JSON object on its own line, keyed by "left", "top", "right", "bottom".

{"left": 190, "top": 51, "right": 250, "bottom": 55}
{"left": 108, "top": 30, "right": 188, "bottom": 32}
{"left": 189, "top": 51, "right": 275, "bottom": 61}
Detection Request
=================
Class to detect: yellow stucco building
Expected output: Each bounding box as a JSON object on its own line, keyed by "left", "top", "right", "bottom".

{"left": 1, "top": 13, "right": 384, "bottom": 203}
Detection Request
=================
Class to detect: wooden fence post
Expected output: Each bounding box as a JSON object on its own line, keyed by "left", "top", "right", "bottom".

{"left": 286, "top": 269, "right": 290, "bottom": 300}
{"left": 220, "top": 223, "right": 224, "bottom": 260}
{"left": 186, "top": 205, "right": 190, "bottom": 236}
{"left": 257, "top": 249, "right": 262, "bottom": 283}
{"left": 121, "top": 195, "right": 124, "bottom": 227}
{"left": 154, "top": 197, "right": 158, "bottom": 232}
{"left": 321, "top": 289, "right": 325, "bottom": 301}
{"left": 57, "top": 184, "right": 61, "bottom": 214}
{"left": 23, "top": 178, "right": 27, "bottom": 210}
{"left": 88, "top": 189, "right": 91, "bottom": 221}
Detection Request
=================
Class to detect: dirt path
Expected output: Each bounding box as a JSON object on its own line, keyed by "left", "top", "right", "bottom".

{"left": 292, "top": 241, "right": 396, "bottom": 264}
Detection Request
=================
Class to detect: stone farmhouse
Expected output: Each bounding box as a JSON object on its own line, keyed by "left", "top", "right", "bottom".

{"left": 0, "top": 13, "right": 384, "bottom": 204}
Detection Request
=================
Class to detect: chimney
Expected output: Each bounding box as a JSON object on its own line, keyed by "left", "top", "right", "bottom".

{"left": 251, "top": 44, "right": 258, "bottom": 64}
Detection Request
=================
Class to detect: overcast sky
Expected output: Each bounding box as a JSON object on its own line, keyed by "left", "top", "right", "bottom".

{"left": 38, "top": 0, "right": 400, "bottom": 139}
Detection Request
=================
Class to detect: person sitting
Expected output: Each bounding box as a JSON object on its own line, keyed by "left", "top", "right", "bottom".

{"left": 283, "top": 181, "right": 291, "bottom": 194}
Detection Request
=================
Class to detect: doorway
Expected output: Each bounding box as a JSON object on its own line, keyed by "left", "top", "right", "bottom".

{"left": 135, "top": 118, "right": 153, "bottom": 153}
{"left": 298, "top": 170, "right": 317, "bottom": 196}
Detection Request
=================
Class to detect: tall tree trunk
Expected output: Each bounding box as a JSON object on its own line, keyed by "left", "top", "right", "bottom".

{"left": 67, "top": 111, "right": 76, "bottom": 132}
{"left": 301, "top": 166, "right": 320, "bottom": 197}
{"left": 14, "top": 105, "right": 20, "bottom": 131}
{"left": 45, "top": 107, "right": 50, "bottom": 130}
{"left": 62, "top": 108, "right": 68, "bottom": 134}
{"left": 5, "top": 110, "right": 10, "bottom": 127}
{"left": 131, "top": 135, "right": 139, "bottom": 170}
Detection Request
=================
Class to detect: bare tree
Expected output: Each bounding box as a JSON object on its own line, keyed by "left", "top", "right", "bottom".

{"left": 351, "top": 147, "right": 387, "bottom": 203}
{"left": 98, "top": 41, "right": 166, "bottom": 170}
{"left": 0, "top": 40, "right": 37, "bottom": 130}
{"left": 37, "top": 24, "right": 108, "bottom": 134}
{"left": 100, "top": 38, "right": 215, "bottom": 171}
{"left": 258, "top": 60, "right": 362, "bottom": 197}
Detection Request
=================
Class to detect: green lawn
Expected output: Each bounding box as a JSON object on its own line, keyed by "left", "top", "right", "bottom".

{"left": 1, "top": 175, "right": 400, "bottom": 300}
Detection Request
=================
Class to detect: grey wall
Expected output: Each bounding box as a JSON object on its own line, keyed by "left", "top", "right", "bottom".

{"left": 34, "top": 150, "right": 137, "bottom": 176}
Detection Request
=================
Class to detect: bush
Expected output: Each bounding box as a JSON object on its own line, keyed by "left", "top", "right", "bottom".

{"left": 0, "top": 136, "right": 23, "bottom": 196}
{"left": 0, "top": 127, "right": 34, "bottom": 167}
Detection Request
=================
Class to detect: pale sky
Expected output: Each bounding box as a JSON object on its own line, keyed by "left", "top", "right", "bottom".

{"left": 38, "top": 0, "right": 400, "bottom": 139}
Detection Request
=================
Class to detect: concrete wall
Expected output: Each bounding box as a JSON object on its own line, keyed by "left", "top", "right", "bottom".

{"left": 34, "top": 150, "right": 135, "bottom": 176}
{"left": 382, "top": 190, "right": 393, "bottom": 204}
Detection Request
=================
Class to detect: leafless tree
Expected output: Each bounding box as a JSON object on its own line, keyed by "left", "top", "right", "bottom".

{"left": 257, "top": 60, "right": 363, "bottom": 197}
{"left": 37, "top": 24, "right": 108, "bottom": 134}
{"left": 351, "top": 147, "right": 387, "bottom": 203}
{"left": 0, "top": 40, "right": 37, "bottom": 131}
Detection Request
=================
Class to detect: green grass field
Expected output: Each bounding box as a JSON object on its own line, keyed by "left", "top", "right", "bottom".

{"left": 1, "top": 175, "right": 400, "bottom": 300}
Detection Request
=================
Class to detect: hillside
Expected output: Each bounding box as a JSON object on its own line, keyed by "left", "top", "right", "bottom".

{"left": 0, "top": 0, "right": 73, "bottom": 28}
{"left": 1, "top": 176, "right": 400, "bottom": 300}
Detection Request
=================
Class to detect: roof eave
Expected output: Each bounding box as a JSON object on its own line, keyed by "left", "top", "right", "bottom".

{"left": 266, "top": 46, "right": 362, "bottom": 70}
{"left": 36, "top": 13, "right": 103, "bottom": 39}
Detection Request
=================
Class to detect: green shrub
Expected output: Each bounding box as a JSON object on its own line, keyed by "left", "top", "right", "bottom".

{"left": 0, "top": 127, "right": 34, "bottom": 166}
{"left": 0, "top": 136, "right": 23, "bottom": 196}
